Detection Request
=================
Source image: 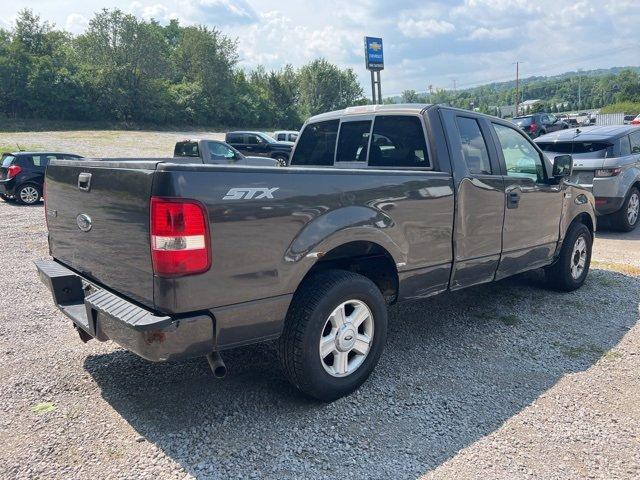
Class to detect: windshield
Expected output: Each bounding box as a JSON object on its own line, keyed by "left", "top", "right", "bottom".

{"left": 259, "top": 133, "right": 276, "bottom": 144}
{"left": 512, "top": 116, "right": 533, "bottom": 126}
{"left": 537, "top": 141, "right": 614, "bottom": 159}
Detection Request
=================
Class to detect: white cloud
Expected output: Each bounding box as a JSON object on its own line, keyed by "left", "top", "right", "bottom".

{"left": 465, "top": 26, "right": 514, "bottom": 40}
{"left": 398, "top": 17, "right": 455, "bottom": 38}
{"left": 65, "top": 13, "right": 89, "bottom": 34}
{"left": 128, "top": 0, "right": 257, "bottom": 25}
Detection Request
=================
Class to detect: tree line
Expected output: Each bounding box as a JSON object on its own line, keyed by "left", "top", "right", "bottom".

{"left": 0, "top": 9, "right": 364, "bottom": 128}
{"left": 397, "top": 67, "right": 640, "bottom": 116}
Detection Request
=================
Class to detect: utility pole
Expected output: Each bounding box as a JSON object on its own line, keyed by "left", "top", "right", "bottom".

{"left": 514, "top": 61, "right": 520, "bottom": 116}
{"left": 578, "top": 69, "right": 582, "bottom": 110}
{"left": 452, "top": 79, "right": 457, "bottom": 93}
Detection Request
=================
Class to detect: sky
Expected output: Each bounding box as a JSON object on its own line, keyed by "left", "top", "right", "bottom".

{"left": 2, "top": 0, "right": 639, "bottom": 95}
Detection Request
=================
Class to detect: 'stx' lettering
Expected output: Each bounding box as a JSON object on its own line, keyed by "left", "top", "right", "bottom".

{"left": 223, "top": 187, "right": 279, "bottom": 200}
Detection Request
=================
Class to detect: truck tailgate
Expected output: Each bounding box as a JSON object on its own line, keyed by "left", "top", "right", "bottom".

{"left": 45, "top": 159, "right": 159, "bottom": 308}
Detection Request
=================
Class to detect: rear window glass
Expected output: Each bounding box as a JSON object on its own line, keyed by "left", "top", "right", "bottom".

{"left": 537, "top": 141, "right": 614, "bottom": 158}
{"left": 368, "top": 116, "right": 429, "bottom": 168}
{"left": 226, "top": 133, "right": 244, "bottom": 143}
{"left": 336, "top": 121, "right": 371, "bottom": 163}
{"left": 291, "top": 120, "right": 339, "bottom": 166}
{"left": 174, "top": 142, "right": 200, "bottom": 157}
{"left": 513, "top": 116, "right": 533, "bottom": 126}
{"left": 2, "top": 155, "right": 15, "bottom": 167}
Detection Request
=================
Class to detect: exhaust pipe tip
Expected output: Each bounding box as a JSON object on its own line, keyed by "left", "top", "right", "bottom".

{"left": 206, "top": 352, "right": 227, "bottom": 378}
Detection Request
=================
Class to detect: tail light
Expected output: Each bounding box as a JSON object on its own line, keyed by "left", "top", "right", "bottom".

{"left": 7, "top": 165, "right": 22, "bottom": 179}
{"left": 595, "top": 168, "right": 621, "bottom": 177}
{"left": 150, "top": 197, "right": 211, "bottom": 277}
{"left": 529, "top": 123, "right": 538, "bottom": 134}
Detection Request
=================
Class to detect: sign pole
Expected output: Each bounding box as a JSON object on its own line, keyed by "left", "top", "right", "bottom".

{"left": 371, "top": 70, "right": 376, "bottom": 105}
{"left": 376, "top": 71, "right": 382, "bottom": 104}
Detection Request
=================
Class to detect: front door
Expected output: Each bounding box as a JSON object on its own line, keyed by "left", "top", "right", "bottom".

{"left": 245, "top": 134, "right": 269, "bottom": 157}
{"left": 442, "top": 111, "right": 506, "bottom": 289}
{"left": 490, "top": 122, "right": 563, "bottom": 279}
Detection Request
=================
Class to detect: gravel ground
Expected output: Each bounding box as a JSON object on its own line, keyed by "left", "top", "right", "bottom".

{"left": 0, "top": 131, "right": 639, "bottom": 479}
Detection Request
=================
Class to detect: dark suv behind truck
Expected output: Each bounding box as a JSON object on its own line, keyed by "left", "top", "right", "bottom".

{"left": 0, "top": 151, "right": 83, "bottom": 204}
{"left": 513, "top": 113, "right": 569, "bottom": 138}
{"left": 37, "top": 104, "right": 595, "bottom": 401}
{"left": 225, "top": 131, "right": 293, "bottom": 166}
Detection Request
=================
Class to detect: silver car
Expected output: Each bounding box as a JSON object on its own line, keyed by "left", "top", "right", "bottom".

{"left": 536, "top": 126, "right": 640, "bottom": 231}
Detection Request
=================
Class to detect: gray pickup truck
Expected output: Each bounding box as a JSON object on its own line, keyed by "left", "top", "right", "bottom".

{"left": 174, "top": 138, "right": 281, "bottom": 167}
{"left": 37, "top": 104, "right": 595, "bottom": 401}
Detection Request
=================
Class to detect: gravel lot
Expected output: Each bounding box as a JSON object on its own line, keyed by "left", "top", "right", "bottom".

{"left": 0, "top": 131, "right": 638, "bottom": 479}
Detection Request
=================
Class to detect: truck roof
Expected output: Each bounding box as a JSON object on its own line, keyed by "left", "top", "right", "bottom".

{"left": 307, "top": 104, "right": 433, "bottom": 123}
{"left": 536, "top": 125, "right": 640, "bottom": 143}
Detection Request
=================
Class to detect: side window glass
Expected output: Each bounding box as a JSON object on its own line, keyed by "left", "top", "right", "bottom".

{"left": 276, "top": 134, "right": 284, "bottom": 141}
{"left": 369, "top": 116, "right": 429, "bottom": 168}
{"left": 493, "top": 123, "right": 545, "bottom": 182}
{"left": 31, "top": 155, "right": 42, "bottom": 167}
{"left": 336, "top": 121, "right": 371, "bottom": 163}
{"left": 208, "top": 142, "right": 235, "bottom": 162}
{"left": 247, "top": 135, "right": 264, "bottom": 145}
{"left": 290, "top": 120, "right": 339, "bottom": 166}
{"left": 227, "top": 134, "right": 242, "bottom": 144}
{"left": 41, "top": 155, "right": 56, "bottom": 167}
{"left": 455, "top": 117, "right": 492, "bottom": 175}
{"left": 630, "top": 132, "right": 640, "bottom": 154}
{"left": 618, "top": 136, "right": 632, "bottom": 157}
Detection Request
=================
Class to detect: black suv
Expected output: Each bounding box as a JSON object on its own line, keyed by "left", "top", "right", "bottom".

{"left": 512, "top": 113, "right": 569, "bottom": 138}
{"left": 0, "top": 152, "right": 83, "bottom": 204}
{"left": 225, "top": 131, "right": 293, "bottom": 165}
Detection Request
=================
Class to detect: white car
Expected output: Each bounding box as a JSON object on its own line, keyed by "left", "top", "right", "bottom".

{"left": 273, "top": 130, "right": 299, "bottom": 142}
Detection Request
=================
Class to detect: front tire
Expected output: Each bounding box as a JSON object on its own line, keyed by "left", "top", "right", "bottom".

{"left": 611, "top": 187, "right": 639, "bottom": 232}
{"left": 273, "top": 155, "right": 288, "bottom": 167}
{"left": 16, "top": 184, "right": 41, "bottom": 205}
{"left": 545, "top": 222, "right": 592, "bottom": 291}
{"left": 278, "top": 270, "right": 388, "bottom": 401}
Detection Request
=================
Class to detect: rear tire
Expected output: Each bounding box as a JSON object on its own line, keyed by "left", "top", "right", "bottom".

{"left": 545, "top": 222, "right": 592, "bottom": 291}
{"left": 611, "top": 187, "right": 639, "bottom": 232}
{"left": 278, "top": 270, "right": 388, "bottom": 402}
{"left": 16, "top": 184, "right": 41, "bottom": 205}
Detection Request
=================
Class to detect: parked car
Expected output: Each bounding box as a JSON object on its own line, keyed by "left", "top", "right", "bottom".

{"left": 225, "top": 131, "right": 292, "bottom": 166}
{"left": 536, "top": 125, "right": 640, "bottom": 231}
{"left": 0, "top": 151, "right": 83, "bottom": 204}
{"left": 631, "top": 114, "right": 640, "bottom": 125}
{"left": 174, "top": 139, "right": 280, "bottom": 167}
{"left": 512, "top": 113, "right": 569, "bottom": 138}
{"left": 272, "top": 130, "right": 299, "bottom": 142}
{"left": 37, "top": 104, "right": 594, "bottom": 401}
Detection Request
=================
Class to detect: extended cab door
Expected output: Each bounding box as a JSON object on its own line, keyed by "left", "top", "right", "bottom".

{"left": 490, "top": 121, "right": 563, "bottom": 278}
{"left": 441, "top": 110, "right": 506, "bottom": 289}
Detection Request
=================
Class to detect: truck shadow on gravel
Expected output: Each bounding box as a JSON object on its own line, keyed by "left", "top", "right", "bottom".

{"left": 84, "top": 268, "right": 638, "bottom": 479}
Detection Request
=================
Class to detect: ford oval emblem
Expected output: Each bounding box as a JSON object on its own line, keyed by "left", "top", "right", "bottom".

{"left": 76, "top": 214, "right": 92, "bottom": 232}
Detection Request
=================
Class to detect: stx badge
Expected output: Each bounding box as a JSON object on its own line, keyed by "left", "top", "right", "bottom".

{"left": 223, "top": 187, "right": 279, "bottom": 200}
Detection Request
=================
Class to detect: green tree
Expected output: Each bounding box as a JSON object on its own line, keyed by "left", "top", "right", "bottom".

{"left": 297, "top": 59, "right": 362, "bottom": 117}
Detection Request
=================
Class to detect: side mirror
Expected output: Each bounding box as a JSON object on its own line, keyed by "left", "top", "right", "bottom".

{"left": 552, "top": 154, "right": 573, "bottom": 178}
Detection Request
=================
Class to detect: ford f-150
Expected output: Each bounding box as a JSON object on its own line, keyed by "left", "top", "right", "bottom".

{"left": 36, "top": 104, "right": 595, "bottom": 401}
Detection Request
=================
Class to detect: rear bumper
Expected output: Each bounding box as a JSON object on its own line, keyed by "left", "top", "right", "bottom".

{"left": 594, "top": 196, "right": 625, "bottom": 216}
{"left": 0, "top": 178, "right": 16, "bottom": 195}
{"left": 35, "top": 259, "right": 215, "bottom": 362}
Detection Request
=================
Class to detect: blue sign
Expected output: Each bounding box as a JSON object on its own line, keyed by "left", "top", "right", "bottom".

{"left": 364, "top": 36, "right": 384, "bottom": 70}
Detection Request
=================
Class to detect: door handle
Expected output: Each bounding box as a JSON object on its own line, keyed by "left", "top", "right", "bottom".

{"left": 507, "top": 190, "right": 520, "bottom": 209}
